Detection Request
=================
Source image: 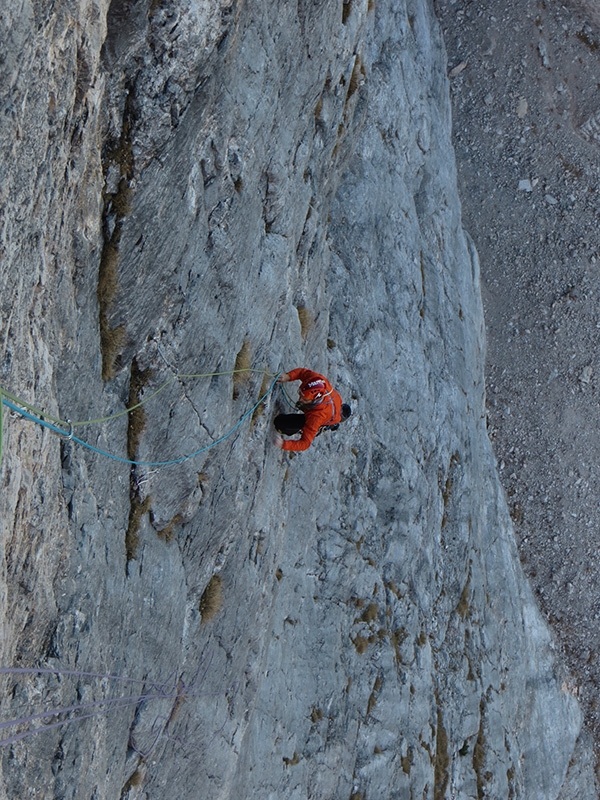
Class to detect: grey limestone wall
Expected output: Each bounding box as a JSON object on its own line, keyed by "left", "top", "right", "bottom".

{"left": 0, "top": 0, "right": 596, "bottom": 797}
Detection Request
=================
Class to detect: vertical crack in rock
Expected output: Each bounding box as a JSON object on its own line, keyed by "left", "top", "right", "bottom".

{"left": 473, "top": 697, "right": 488, "bottom": 800}
{"left": 125, "top": 357, "right": 152, "bottom": 564}
{"left": 98, "top": 89, "right": 136, "bottom": 380}
{"left": 434, "top": 703, "right": 450, "bottom": 800}
{"left": 1, "top": 0, "right": 598, "bottom": 796}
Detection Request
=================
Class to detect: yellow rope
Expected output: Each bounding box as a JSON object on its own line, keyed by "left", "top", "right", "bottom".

{"left": 0, "top": 368, "right": 276, "bottom": 430}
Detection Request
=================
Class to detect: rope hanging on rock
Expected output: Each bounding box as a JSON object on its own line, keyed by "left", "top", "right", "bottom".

{"left": 0, "top": 369, "right": 279, "bottom": 469}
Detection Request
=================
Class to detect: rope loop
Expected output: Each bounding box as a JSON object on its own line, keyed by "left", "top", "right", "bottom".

{"left": 0, "top": 369, "right": 281, "bottom": 469}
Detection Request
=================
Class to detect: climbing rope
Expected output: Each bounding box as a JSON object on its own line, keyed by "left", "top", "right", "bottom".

{"left": 0, "top": 368, "right": 273, "bottom": 428}
{"left": 279, "top": 383, "right": 298, "bottom": 411}
{"left": 0, "top": 370, "right": 280, "bottom": 469}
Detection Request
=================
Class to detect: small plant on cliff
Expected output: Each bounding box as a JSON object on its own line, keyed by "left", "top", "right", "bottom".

{"left": 296, "top": 305, "right": 313, "bottom": 338}
{"left": 251, "top": 370, "right": 271, "bottom": 426}
{"left": 126, "top": 495, "right": 151, "bottom": 561}
{"left": 155, "top": 514, "right": 182, "bottom": 544}
{"left": 232, "top": 340, "right": 252, "bottom": 399}
{"left": 199, "top": 575, "right": 223, "bottom": 622}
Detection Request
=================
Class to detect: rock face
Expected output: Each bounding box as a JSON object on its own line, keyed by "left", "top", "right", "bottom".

{"left": 0, "top": 0, "right": 596, "bottom": 798}
{"left": 436, "top": 0, "right": 600, "bottom": 752}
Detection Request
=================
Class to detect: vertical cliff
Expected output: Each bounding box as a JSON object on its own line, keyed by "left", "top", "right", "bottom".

{"left": 0, "top": 0, "right": 596, "bottom": 797}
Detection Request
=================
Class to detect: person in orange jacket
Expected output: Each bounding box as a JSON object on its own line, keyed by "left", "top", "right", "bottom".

{"left": 274, "top": 368, "right": 351, "bottom": 452}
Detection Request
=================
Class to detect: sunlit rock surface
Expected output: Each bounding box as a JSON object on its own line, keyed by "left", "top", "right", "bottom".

{"left": 0, "top": 0, "right": 596, "bottom": 797}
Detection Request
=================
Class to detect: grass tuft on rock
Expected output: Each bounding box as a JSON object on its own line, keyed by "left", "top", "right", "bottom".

{"left": 121, "top": 767, "right": 143, "bottom": 794}
{"left": 233, "top": 340, "right": 252, "bottom": 399}
{"left": 127, "top": 358, "right": 153, "bottom": 460}
{"left": 252, "top": 370, "right": 271, "bottom": 425}
{"left": 199, "top": 575, "right": 223, "bottom": 622}
{"left": 126, "top": 495, "right": 151, "bottom": 561}
{"left": 156, "top": 513, "right": 182, "bottom": 544}
{"left": 434, "top": 706, "right": 450, "bottom": 800}
{"left": 296, "top": 305, "right": 313, "bottom": 338}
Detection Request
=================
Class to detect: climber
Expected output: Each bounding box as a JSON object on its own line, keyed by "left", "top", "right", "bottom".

{"left": 273, "top": 368, "right": 351, "bottom": 452}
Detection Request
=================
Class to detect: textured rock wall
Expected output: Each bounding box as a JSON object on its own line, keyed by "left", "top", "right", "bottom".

{"left": 0, "top": 0, "right": 597, "bottom": 798}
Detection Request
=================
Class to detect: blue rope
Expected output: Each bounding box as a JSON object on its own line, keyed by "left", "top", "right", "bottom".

{"left": 280, "top": 384, "right": 298, "bottom": 410}
{"left": 1, "top": 376, "right": 279, "bottom": 469}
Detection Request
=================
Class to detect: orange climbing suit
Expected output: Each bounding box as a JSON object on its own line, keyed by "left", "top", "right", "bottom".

{"left": 281, "top": 368, "right": 343, "bottom": 452}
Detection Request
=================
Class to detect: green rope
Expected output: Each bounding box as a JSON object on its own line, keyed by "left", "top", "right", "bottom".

{"left": 1, "top": 373, "right": 281, "bottom": 468}
{"left": 280, "top": 383, "right": 298, "bottom": 410}
{"left": 0, "top": 368, "right": 276, "bottom": 430}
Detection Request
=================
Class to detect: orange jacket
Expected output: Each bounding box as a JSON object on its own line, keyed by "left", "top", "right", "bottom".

{"left": 281, "top": 368, "right": 343, "bottom": 452}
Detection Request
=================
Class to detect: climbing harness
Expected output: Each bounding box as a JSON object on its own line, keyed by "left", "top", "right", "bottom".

{"left": 0, "top": 369, "right": 279, "bottom": 469}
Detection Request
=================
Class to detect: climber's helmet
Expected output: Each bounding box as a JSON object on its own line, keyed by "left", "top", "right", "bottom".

{"left": 298, "top": 379, "right": 327, "bottom": 408}
{"left": 297, "top": 390, "right": 323, "bottom": 409}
